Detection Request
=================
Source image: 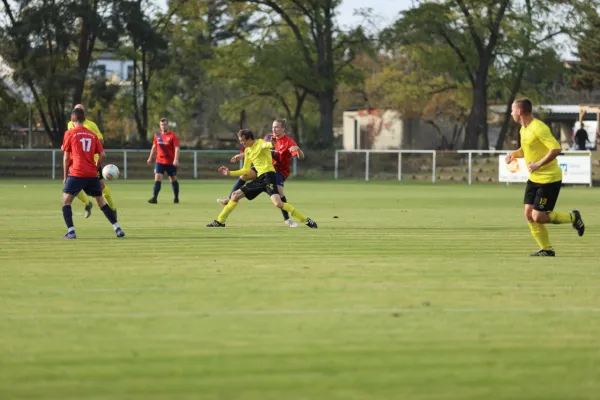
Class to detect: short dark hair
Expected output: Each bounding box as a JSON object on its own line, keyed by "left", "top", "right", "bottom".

{"left": 72, "top": 108, "right": 85, "bottom": 123}
{"left": 238, "top": 129, "right": 254, "bottom": 141}
{"left": 160, "top": 117, "right": 168, "bottom": 123}
{"left": 514, "top": 98, "right": 533, "bottom": 114}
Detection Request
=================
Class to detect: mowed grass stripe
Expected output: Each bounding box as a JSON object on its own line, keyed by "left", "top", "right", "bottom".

{"left": 0, "top": 180, "right": 599, "bottom": 400}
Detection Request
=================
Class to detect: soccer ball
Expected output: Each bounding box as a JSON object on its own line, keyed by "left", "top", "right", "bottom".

{"left": 102, "top": 164, "right": 120, "bottom": 181}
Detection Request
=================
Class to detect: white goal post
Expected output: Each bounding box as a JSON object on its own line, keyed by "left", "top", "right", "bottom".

{"left": 334, "top": 150, "right": 437, "bottom": 182}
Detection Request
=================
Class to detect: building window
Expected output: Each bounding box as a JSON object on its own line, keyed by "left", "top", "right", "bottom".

{"left": 127, "top": 65, "right": 134, "bottom": 81}
{"left": 94, "top": 64, "right": 106, "bottom": 78}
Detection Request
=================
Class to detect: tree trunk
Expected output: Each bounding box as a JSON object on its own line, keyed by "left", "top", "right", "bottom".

{"left": 73, "top": 1, "right": 96, "bottom": 107}
{"left": 495, "top": 66, "right": 526, "bottom": 150}
{"left": 463, "top": 75, "right": 488, "bottom": 149}
{"left": 317, "top": 91, "right": 335, "bottom": 146}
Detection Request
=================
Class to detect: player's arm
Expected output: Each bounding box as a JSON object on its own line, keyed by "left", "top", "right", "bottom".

{"left": 95, "top": 137, "right": 106, "bottom": 167}
{"left": 173, "top": 146, "right": 180, "bottom": 166}
{"left": 147, "top": 144, "right": 156, "bottom": 165}
{"left": 220, "top": 152, "right": 252, "bottom": 176}
{"left": 63, "top": 151, "right": 70, "bottom": 182}
{"left": 529, "top": 127, "right": 561, "bottom": 171}
{"left": 505, "top": 147, "right": 524, "bottom": 164}
{"left": 88, "top": 121, "right": 104, "bottom": 144}
{"left": 230, "top": 153, "right": 245, "bottom": 163}
{"left": 288, "top": 142, "right": 304, "bottom": 160}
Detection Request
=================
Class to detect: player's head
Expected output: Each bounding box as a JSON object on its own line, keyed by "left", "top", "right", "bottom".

{"left": 272, "top": 118, "right": 287, "bottom": 138}
{"left": 71, "top": 108, "right": 85, "bottom": 126}
{"left": 238, "top": 129, "right": 255, "bottom": 146}
{"left": 73, "top": 104, "right": 86, "bottom": 116}
{"left": 160, "top": 117, "right": 168, "bottom": 132}
{"left": 511, "top": 98, "right": 533, "bottom": 124}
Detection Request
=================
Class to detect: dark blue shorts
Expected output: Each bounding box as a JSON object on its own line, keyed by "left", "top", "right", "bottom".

{"left": 154, "top": 162, "right": 177, "bottom": 177}
{"left": 63, "top": 176, "right": 103, "bottom": 197}
{"left": 275, "top": 171, "right": 286, "bottom": 187}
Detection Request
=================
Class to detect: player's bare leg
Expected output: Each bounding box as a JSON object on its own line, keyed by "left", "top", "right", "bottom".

{"left": 270, "top": 194, "right": 317, "bottom": 229}
{"left": 62, "top": 192, "right": 77, "bottom": 239}
{"left": 95, "top": 195, "right": 125, "bottom": 237}
{"left": 208, "top": 190, "right": 246, "bottom": 227}
{"left": 149, "top": 173, "right": 163, "bottom": 204}
{"left": 278, "top": 185, "right": 297, "bottom": 227}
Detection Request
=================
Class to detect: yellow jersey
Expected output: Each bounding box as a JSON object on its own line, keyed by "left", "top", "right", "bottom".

{"left": 520, "top": 118, "right": 562, "bottom": 184}
{"left": 229, "top": 139, "right": 276, "bottom": 177}
{"left": 68, "top": 119, "right": 103, "bottom": 163}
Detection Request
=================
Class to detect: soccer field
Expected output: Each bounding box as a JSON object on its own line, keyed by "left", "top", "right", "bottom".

{"left": 1, "top": 180, "right": 599, "bottom": 399}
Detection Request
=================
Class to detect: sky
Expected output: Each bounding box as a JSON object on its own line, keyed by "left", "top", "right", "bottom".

{"left": 156, "top": 0, "right": 415, "bottom": 31}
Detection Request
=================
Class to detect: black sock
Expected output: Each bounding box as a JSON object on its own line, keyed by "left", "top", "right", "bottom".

{"left": 101, "top": 204, "right": 117, "bottom": 224}
{"left": 281, "top": 196, "right": 290, "bottom": 220}
{"left": 62, "top": 205, "right": 74, "bottom": 230}
{"left": 229, "top": 178, "right": 245, "bottom": 198}
{"left": 153, "top": 181, "right": 162, "bottom": 198}
{"left": 172, "top": 180, "right": 179, "bottom": 200}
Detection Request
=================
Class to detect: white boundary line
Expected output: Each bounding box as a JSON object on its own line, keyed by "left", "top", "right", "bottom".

{"left": 4, "top": 307, "right": 600, "bottom": 320}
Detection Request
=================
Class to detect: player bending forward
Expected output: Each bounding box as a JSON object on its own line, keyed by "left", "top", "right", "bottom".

{"left": 207, "top": 129, "right": 317, "bottom": 228}
{"left": 61, "top": 108, "right": 125, "bottom": 239}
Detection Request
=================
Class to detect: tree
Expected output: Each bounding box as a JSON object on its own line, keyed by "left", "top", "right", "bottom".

{"left": 0, "top": 0, "right": 119, "bottom": 147}
{"left": 232, "top": 0, "right": 370, "bottom": 147}
{"left": 492, "top": 0, "right": 592, "bottom": 149}
{"left": 386, "top": 0, "right": 511, "bottom": 149}
{"left": 117, "top": 0, "right": 174, "bottom": 145}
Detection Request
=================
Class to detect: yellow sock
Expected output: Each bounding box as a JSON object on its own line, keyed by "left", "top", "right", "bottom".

{"left": 548, "top": 211, "right": 572, "bottom": 224}
{"left": 102, "top": 185, "right": 116, "bottom": 210}
{"left": 217, "top": 200, "right": 238, "bottom": 223}
{"left": 76, "top": 191, "right": 90, "bottom": 205}
{"left": 283, "top": 203, "right": 307, "bottom": 223}
{"left": 528, "top": 222, "right": 552, "bottom": 250}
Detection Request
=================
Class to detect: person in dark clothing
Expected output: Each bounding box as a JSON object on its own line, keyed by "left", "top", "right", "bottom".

{"left": 574, "top": 127, "right": 590, "bottom": 150}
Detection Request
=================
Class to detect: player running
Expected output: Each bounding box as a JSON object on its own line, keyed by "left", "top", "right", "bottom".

{"left": 207, "top": 129, "right": 317, "bottom": 228}
{"left": 61, "top": 108, "right": 125, "bottom": 239}
{"left": 67, "top": 104, "right": 117, "bottom": 219}
{"left": 505, "top": 98, "right": 584, "bottom": 256}
{"left": 147, "top": 117, "right": 181, "bottom": 204}
{"left": 217, "top": 118, "right": 305, "bottom": 227}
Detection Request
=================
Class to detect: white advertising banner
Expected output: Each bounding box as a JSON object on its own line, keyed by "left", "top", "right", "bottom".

{"left": 498, "top": 155, "right": 591, "bottom": 185}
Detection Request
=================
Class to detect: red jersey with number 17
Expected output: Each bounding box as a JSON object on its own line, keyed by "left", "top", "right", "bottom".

{"left": 154, "top": 131, "right": 180, "bottom": 165}
{"left": 62, "top": 126, "right": 104, "bottom": 178}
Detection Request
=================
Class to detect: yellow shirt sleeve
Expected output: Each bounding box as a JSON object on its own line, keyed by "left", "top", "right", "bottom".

{"left": 261, "top": 142, "right": 273, "bottom": 149}
{"left": 535, "top": 123, "right": 560, "bottom": 151}
{"left": 67, "top": 121, "right": 74, "bottom": 130}
{"left": 84, "top": 120, "right": 104, "bottom": 141}
{"left": 229, "top": 150, "right": 252, "bottom": 177}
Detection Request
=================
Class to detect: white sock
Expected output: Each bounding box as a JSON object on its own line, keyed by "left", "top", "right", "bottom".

{"left": 68, "top": 227, "right": 75, "bottom": 233}
{"left": 113, "top": 223, "right": 120, "bottom": 231}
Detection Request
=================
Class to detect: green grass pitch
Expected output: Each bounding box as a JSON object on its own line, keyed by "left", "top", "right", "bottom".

{"left": 1, "top": 179, "right": 599, "bottom": 399}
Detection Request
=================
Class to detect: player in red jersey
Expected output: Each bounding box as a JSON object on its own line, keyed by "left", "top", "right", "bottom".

{"left": 217, "top": 118, "right": 305, "bottom": 227}
{"left": 61, "top": 108, "right": 124, "bottom": 239}
{"left": 147, "top": 117, "right": 181, "bottom": 204}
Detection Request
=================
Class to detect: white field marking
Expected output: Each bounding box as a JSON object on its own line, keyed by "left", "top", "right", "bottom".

{"left": 4, "top": 307, "right": 600, "bottom": 320}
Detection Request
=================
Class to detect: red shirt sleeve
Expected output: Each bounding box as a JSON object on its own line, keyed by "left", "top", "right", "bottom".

{"left": 173, "top": 134, "right": 180, "bottom": 148}
{"left": 63, "top": 133, "right": 72, "bottom": 152}
{"left": 153, "top": 134, "right": 157, "bottom": 146}
{"left": 94, "top": 136, "right": 104, "bottom": 154}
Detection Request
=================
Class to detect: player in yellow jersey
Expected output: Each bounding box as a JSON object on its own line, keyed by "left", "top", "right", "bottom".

{"left": 67, "top": 104, "right": 117, "bottom": 218}
{"left": 505, "top": 98, "right": 584, "bottom": 256}
{"left": 206, "top": 129, "right": 318, "bottom": 228}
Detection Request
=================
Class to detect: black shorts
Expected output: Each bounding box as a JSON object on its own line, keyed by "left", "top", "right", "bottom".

{"left": 63, "top": 176, "right": 103, "bottom": 197}
{"left": 97, "top": 164, "right": 103, "bottom": 180}
{"left": 241, "top": 172, "right": 278, "bottom": 201}
{"left": 524, "top": 180, "right": 562, "bottom": 211}
{"left": 155, "top": 162, "right": 177, "bottom": 177}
